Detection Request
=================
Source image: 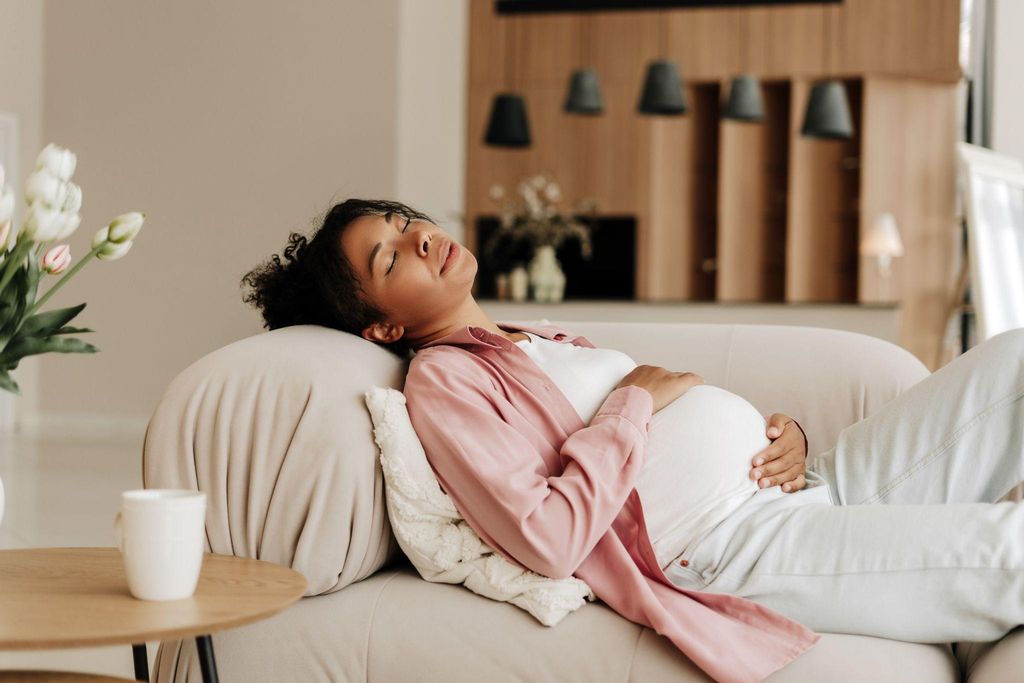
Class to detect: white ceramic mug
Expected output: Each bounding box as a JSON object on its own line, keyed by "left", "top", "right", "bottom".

{"left": 114, "top": 489, "right": 207, "bottom": 601}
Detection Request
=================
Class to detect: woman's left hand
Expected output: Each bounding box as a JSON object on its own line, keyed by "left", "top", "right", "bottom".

{"left": 750, "top": 413, "right": 808, "bottom": 493}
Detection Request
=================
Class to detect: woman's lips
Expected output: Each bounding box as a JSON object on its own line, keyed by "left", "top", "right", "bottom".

{"left": 441, "top": 241, "right": 459, "bottom": 275}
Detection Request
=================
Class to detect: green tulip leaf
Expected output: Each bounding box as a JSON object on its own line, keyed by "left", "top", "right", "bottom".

{"left": 0, "top": 370, "right": 20, "bottom": 395}
{"left": 24, "top": 251, "right": 41, "bottom": 310}
{"left": 53, "top": 326, "right": 94, "bottom": 335}
{"left": 17, "top": 303, "right": 87, "bottom": 340}
{"left": 0, "top": 335, "right": 98, "bottom": 365}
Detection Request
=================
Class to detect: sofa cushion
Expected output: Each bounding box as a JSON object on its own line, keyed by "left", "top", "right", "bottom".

{"left": 365, "top": 385, "right": 594, "bottom": 626}
{"left": 142, "top": 325, "right": 408, "bottom": 595}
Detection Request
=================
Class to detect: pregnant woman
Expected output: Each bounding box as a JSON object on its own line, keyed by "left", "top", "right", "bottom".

{"left": 242, "top": 198, "right": 1024, "bottom": 683}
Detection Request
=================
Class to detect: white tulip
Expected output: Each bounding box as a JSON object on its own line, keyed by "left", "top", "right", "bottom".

{"left": 62, "top": 182, "right": 82, "bottom": 214}
{"left": 0, "top": 186, "right": 14, "bottom": 226}
{"left": 23, "top": 202, "right": 63, "bottom": 242}
{"left": 0, "top": 219, "right": 10, "bottom": 251}
{"left": 52, "top": 212, "right": 81, "bottom": 242}
{"left": 106, "top": 212, "right": 145, "bottom": 243}
{"left": 0, "top": 162, "right": 5, "bottom": 187}
{"left": 36, "top": 143, "right": 77, "bottom": 182}
{"left": 24, "top": 169, "right": 68, "bottom": 208}
{"left": 97, "top": 239, "right": 132, "bottom": 261}
{"left": 41, "top": 243, "right": 71, "bottom": 274}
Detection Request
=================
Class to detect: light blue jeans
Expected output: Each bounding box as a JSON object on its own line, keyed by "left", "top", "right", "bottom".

{"left": 663, "top": 327, "right": 1024, "bottom": 643}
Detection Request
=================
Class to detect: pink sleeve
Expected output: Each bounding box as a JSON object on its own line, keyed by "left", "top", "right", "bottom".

{"left": 403, "top": 360, "right": 653, "bottom": 580}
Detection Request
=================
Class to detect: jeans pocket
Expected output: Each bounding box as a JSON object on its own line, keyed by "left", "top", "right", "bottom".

{"left": 665, "top": 528, "right": 723, "bottom": 590}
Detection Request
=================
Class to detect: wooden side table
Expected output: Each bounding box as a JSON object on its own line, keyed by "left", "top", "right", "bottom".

{"left": 0, "top": 548, "right": 307, "bottom": 683}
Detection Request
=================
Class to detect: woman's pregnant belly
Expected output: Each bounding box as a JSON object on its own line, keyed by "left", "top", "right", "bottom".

{"left": 633, "top": 384, "right": 771, "bottom": 570}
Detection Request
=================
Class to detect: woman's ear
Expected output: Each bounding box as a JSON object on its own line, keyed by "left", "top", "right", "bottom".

{"left": 362, "top": 321, "right": 405, "bottom": 344}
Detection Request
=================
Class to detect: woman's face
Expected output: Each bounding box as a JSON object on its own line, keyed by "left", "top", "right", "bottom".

{"left": 340, "top": 211, "right": 477, "bottom": 343}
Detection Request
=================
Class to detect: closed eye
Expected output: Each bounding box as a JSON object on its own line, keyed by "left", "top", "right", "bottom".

{"left": 386, "top": 216, "right": 413, "bottom": 276}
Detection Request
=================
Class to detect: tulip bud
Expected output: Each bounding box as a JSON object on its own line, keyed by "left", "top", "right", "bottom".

{"left": 96, "top": 239, "right": 132, "bottom": 261}
{"left": 24, "top": 169, "right": 67, "bottom": 208}
{"left": 23, "top": 202, "right": 63, "bottom": 242}
{"left": 91, "top": 225, "right": 109, "bottom": 249}
{"left": 36, "top": 143, "right": 77, "bottom": 182}
{"left": 0, "top": 186, "right": 14, "bottom": 226}
{"left": 52, "top": 212, "right": 81, "bottom": 242}
{"left": 41, "top": 243, "right": 71, "bottom": 274}
{"left": 0, "top": 219, "right": 10, "bottom": 251}
{"left": 62, "top": 182, "right": 82, "bottom": 214}
{"left": 106, "top": 212, "right": 145, "bottom": 244}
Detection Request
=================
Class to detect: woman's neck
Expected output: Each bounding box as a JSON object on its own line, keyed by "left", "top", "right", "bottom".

{"left": 407, "top": 298, "right": 516, "bottom": 348}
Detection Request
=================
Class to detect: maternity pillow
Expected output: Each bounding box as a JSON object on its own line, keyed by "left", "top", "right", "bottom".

{"left": 364, "top": 385, "right": 596, "bottom": 627}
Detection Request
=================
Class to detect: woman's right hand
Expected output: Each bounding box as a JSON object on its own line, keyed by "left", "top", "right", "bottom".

{"left": 614, "top": 365, "right": 704, "bottom": 413}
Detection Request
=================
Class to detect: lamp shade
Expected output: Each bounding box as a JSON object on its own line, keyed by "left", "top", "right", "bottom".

{"left": 861, "top": 213, "right": 905, "bottom": 258}
{"left": 484, "top": 94, "right": 532, "bottom": 147}
{"left": 637, "top": 60, "right": 687, "bottom": 115}
{"left": 800, "top": 80, "right": 854, "bottom": 139}
{"left": 564, "top": 69, "right": 604, "bottom": 114}
{"left": 723, "top": 74, "right": 765, "bottom": 122}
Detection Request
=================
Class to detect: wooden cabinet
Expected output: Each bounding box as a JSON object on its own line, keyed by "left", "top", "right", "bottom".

{"left": 466, "top": 1, "right": 961, "bottom": 369}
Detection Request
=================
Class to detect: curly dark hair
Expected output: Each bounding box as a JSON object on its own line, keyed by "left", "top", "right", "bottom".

{"left": 241, "top": 198, "right": 434, "bottom": 361}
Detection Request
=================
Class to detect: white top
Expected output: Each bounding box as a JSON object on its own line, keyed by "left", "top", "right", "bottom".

{"left": 516, "top": 331, "right": 769, "bottom": 569}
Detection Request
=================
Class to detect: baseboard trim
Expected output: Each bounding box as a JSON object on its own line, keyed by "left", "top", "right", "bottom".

{"left": 9, "top": 413, "right": 150, "bottom": 440}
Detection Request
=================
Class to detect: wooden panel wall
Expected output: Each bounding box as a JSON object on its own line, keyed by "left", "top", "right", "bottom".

{"left": 467, "top": 0, "right": 961, "bottom": 369}
{"left": 859, "top": 76, "right": 960, "bottom": 369}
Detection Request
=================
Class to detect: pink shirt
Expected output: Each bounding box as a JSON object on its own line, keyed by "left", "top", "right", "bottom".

{"left": 402, "top": 321, "right": 820, "bottom": 683}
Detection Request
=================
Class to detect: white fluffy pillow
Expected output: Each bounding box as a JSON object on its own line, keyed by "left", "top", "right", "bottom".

{"left": 365, "top": 385, "right": 595, "bottom": 626}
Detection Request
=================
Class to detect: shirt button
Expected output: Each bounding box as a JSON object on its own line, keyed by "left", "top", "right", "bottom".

{"left": 678, "top": 559, "right": 689, "bottom": 567}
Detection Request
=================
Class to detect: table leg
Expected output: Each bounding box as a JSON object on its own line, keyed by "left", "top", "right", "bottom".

{"left": 132, "top": 643, "right": 149, "bottom": 681}
{"left": 196, "top": 634, "right": 219, "bottom": 683}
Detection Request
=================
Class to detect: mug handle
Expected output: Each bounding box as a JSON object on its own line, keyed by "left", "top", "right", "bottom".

{"left": 114, "top": 510, "right": 123, "bottom": 553}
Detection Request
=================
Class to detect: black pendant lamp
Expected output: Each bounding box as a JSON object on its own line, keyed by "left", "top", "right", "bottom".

{"left": 723, "top": 74, "right": 765, "bottom": 122}
{"left": 564, "top": 69, "right": 604, "bottom": 114}
{"left": 485, "top": 94, "right": 532, "bottom": 147}
{"left": 638, "top": 11, "right": 686, "bottom": 116}
{"left": 638, "top": 60, "right": 687, "bottom": 115}
{"left": 485, "top": 18, "right": 531, "bottom": 147}
{"left": 801, "top": 81, "right": 853, "bottom": 139}
{"left": 801, "top": 10, "right": 854, "bottom": 139}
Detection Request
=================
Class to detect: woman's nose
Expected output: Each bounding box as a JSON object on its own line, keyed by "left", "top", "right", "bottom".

{"left": 416, "top": 230, "right": 433, "bottom": 256}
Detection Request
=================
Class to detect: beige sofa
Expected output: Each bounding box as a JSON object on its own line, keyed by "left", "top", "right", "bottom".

{"left": 142, "top": 321, "right": 1024, "bottom": 682}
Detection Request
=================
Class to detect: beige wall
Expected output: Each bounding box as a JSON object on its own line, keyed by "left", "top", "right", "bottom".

{"left": 24, "top": 0, "right": 465, "bottom": 430}
{"left": 0, "top": 0, "right": 44, "bottom": 426}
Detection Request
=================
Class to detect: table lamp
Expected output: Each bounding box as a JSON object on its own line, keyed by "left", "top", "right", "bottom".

{"left": 861, "top": 212, "right": 905, "bottom": 300}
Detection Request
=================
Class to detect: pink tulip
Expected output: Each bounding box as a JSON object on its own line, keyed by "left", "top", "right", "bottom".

{"left": 41, "top": 243, "right": 71, "bottom": 274}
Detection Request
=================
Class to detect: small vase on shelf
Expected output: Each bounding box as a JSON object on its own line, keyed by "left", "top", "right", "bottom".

{"left": 528, "top": 244, "right": 566, "bottom": 303}
{"left": 509, "top": 265, "right": 529, "bottom": 302}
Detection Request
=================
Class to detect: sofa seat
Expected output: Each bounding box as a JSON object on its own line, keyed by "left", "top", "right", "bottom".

{"left": 155, "top": 558, "right": 969, "bottom": 682}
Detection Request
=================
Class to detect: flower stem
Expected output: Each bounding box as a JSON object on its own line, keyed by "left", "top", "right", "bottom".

{"left": 0, "top": 234, "right": 31, "bottom": 294}
{"left": 24, "top": 243, "right": 103, "bottom": 319}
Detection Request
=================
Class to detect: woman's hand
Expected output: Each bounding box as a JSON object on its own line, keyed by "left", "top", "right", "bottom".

{"left": 750, "top": 413, "right": 808, "bottom": 492}
{"left": 613, "top": 365, "right": 704, "bottom": 413}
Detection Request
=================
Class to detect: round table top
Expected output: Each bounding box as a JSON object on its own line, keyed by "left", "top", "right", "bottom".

{"left": 0, "top": 547, "right": 307, "bottom": 650}
{"left": 0, "top": 673, "right": 135, "bottom": 682}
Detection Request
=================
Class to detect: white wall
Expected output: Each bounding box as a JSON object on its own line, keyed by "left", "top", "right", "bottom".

{"left": 0, "top": 0, "right": 44, "bottom": 429}
{"left": 396, "top": 0, "right": 468, "bottom": 241}
{"left": 993, "top": 0, "right": 1024, "bottom": 161}
{"left": 6, "top": 0, "right": 467, "bottom": 434}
